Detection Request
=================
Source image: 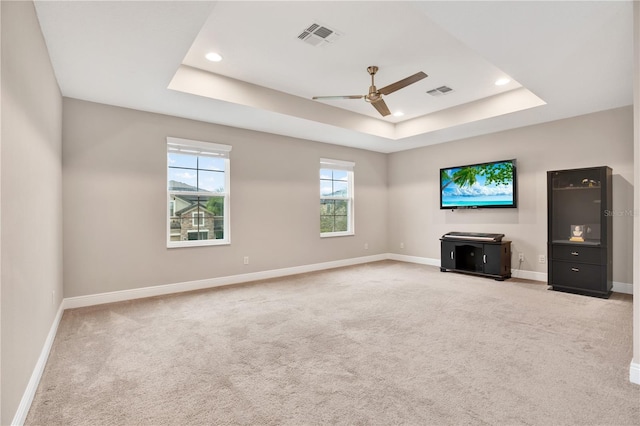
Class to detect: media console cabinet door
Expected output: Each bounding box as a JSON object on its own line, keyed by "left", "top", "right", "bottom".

{"left": 482, "top": 243, "right": 510, "bottom": 276}
{"left": 440, "top": 240, "right": 456, "bottom": 270}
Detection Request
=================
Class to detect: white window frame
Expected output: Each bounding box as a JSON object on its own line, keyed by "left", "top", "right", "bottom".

{"left": 320, "top": 158, "right": 355, "bottom": 238}
{"left": 167, "top": 137, "right": 231, "bottom": 248}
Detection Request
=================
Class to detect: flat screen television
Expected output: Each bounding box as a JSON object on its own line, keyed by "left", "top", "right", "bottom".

{"left": 440, "top": 159, "right": 517, "bottom": 209}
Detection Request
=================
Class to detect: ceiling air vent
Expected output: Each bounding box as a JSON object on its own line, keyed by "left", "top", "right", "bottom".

{"left": 427, "top": 86, "right": 453, "bottom": 96}
{"left": 298, "top": 22, "right": 342, "bottom": 47}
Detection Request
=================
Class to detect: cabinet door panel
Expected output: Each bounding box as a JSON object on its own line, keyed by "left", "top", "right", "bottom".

{"left": 440, "top": 241, "right": 456, "bottom": 269}
{"left": 483, "top": 244, "right": 507, "bottom": 276}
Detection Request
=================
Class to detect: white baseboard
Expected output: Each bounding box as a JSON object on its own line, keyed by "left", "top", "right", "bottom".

{"left": 62, "top": 254, "right": 634, "bottom": 311}
{"left": 612, "top": 281, "right": 634, "bottom": 295}
{"left": 63, "top": 254, "right": 388, "bottom": 310}
{"left": 630, "top": 361, "right": 640, "bottom": 385}
{"left": 510, "top": 268, "right": 547, "bottom": 282}
{"left": 11, "top": 302, "right": 65, "bottom": 426}
{"left": 387, "top": 253, "right": 440, "bottom": 267}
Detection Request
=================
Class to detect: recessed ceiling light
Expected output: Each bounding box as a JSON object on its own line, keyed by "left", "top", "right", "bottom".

{"left": 393, "top": 111, "right": 405, "bottom": 117}
{"left": 495, "top": 78, "right": 510, "bottom": 86}
{"left": 205, "top": 52, "right": 222, "bottom": 62}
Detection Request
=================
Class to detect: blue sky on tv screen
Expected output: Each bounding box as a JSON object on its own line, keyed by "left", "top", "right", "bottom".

{"left": 441, "top": 163, "right": 514, "bottom": 207}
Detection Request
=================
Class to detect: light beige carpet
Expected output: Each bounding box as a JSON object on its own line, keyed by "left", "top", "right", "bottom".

{"left": 26, "top": 261, "right": 639, "bottom": 425}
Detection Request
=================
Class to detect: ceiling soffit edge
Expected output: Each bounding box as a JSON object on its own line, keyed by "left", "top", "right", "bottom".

{"left": 169, "top": 66, "right": 546, "bottom": 141}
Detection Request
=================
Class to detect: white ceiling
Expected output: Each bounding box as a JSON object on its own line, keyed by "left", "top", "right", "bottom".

{"left": 34, "top": 1, "right": 633, "bottom": 153}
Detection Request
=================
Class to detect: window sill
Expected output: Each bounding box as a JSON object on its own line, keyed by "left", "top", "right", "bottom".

{"left": 320, "top": 231, "right": 354, "bottom": 238}
{"left": 167, "top": 240, "right": 230, "bottom": 249}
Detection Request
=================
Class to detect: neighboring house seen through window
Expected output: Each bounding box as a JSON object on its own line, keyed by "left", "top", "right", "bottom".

{"left": 320, "top": 158, "right": 354, "bottom": 237}
{"left": 192, "top": 211, "right": 205, "bottom": 227}
{"left": 167, "top": 137, "right": 231, "bottom": 247}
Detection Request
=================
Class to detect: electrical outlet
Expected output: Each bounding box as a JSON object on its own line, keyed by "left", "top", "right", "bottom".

{"left": 243, "top": 256, "right": 249, "bottom": 265}
{"left": 400, "top": 242, "right": 404, "bottom": 249}
{"left": 364, "top": 243, "right": 369, "bottom": 250}
{"left": 538, "top": 255, "right": 546, "bottom": 264}
{"left": 518, "top": 253, "right": 524, "bottom": 262}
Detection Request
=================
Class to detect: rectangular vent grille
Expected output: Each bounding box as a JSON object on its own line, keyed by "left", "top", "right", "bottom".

{"left": 313, "top": 26, "right": 333, "bottom": 39}
{"left": 298, "top": 22, "right": 342, "bottom": 47}
{"left": 427, "top": 86, "right": 453, "bottom": 96}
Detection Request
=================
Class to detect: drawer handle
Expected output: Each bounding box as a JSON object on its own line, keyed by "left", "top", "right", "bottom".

{"left": 571, "top": 251, "right": 579, "bottom": 256}
{"left": 571, "top": 267, "right": 580, "bottom": 272}
{"left": 450, "top": 251, "right": 454, "bottom": 260}
{"left": 483, "top": 254, "right": 487, "bottom": 264}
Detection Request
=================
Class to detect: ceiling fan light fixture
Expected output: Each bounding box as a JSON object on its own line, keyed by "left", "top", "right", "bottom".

{"left": 393, "top": 111, "right": 405, "bottom": 117}
{"left": 205, "top": 52, "right": 223, "bottom": 62}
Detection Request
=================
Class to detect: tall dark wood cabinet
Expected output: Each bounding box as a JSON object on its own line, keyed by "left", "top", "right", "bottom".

{"left": 547, "top": 166, "right": 612, "bottom": 298}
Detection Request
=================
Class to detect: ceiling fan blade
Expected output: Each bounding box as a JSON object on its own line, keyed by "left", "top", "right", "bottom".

{"left": 371, "top": 98, "right": 391, "bottom": 117}
{"left": 312, "top": 95, "right": 364, "bottom": 100}
{"left": 379, "top": 71, "right": 428, "bottom": 96}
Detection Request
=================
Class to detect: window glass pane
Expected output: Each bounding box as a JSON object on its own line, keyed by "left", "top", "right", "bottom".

{"left": 192, "top": 211, "right": 205, "bottom": 226}
{"left": 187, "top": 230, "right": 209, "bottom": 241}
{"left": 204, "top": 196, "right": 225, "bottom": 217}
{"left": 320, "top": 169, "right": 332, "bottom": 180}
{"left": 333, "top": 170, "right": 348, "bottom": 181}
{"left": 320, "top": 199, "right": 349, "bottom": 233}
{"left": 170, "top": 195, "right": 224, "bottom": 242}
{"left": 168, "top": 152, "right": 197, "bottom": 169}
{"left": 320, "top": 199, "right": 333, "bottom": 215}
{"left": 320, "top": 180, "right": 334, "bottom": 197}
{"left": 198, "top": 170, "right": 225, "bottom": 192}
{"left": 198, "top": 156, "right": 225, "bottom": 172}
{"left": 334, "top": 200, "right": 348, "bottom": 215}
{"left": 213, "top": 216, "right": 225, "bottom": 240}
{"left": 320, "top": 215, "right": 334, "bottom": 233}
{"left": 168, "top": 168, "right": 198, "bottom": 191}
{"left": 332, "top": 181, "right": 348, "bottom": 197}
{"left": 319, "top": 169, "right": 349, "bottom": 198}
{"left": 334, "top": 215, "right": 348, "bottom": 232}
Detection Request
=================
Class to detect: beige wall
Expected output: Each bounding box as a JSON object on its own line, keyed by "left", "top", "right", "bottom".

{"left": 62, "top": 99, "right": 388, "bottom": 297}
{"left": 2, "top": 3, "right": 638, "bottom": 421}
{"left": 1, "top": 2, "right": 63, "bottom": 424}
{"left": 388, "top": 106, "right": 634, "bottom": 285}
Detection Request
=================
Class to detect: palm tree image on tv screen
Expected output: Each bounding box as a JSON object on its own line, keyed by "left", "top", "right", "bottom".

{"left": 440, "top": 160, "right": 516, "bottom": 209}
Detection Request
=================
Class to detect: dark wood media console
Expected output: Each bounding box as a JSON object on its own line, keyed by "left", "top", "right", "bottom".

{"left": 440, "top": 232, "right": 512, "bottom": 281}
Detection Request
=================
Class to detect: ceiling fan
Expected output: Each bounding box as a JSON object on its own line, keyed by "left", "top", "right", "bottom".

{"left": 312, "top": 66, "right": 428, "bottom": 117}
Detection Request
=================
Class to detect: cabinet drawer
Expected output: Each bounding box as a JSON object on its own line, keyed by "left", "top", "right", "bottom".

{"left": 551, "top": 261, "right": 603, "bottom": 292}
{"left": 551, "top": 245, "right": 603, "bottom": 264}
